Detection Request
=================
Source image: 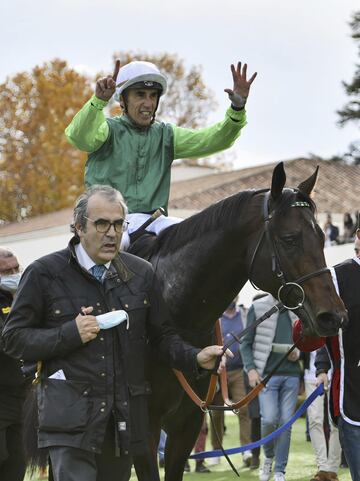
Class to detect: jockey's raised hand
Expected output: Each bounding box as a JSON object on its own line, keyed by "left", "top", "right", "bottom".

{"left": 224, "top": 61, "right": 257, "bottom": 109}
{"left": 95, "top": 59, "right": 121, "bottom": 101}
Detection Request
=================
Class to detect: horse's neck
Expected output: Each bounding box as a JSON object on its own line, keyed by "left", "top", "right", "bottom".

{"left": 155, "top": 225, "right": 253, "bottom": 331}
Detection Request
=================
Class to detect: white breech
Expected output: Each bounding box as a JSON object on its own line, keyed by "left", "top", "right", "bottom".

{"left": 121, "top": 213, "right": 183, "bottom": 250}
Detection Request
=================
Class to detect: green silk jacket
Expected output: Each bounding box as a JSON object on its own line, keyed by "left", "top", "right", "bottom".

{"left": 65, "top": 95, "right": 247, "bottom": 214}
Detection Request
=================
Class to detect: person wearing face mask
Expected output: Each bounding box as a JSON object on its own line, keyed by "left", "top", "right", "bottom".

{"left": 0, "top": 247, "right": 27, "bottom": 481}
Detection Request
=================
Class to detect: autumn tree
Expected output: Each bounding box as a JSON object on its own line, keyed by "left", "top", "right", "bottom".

{"left": 337, "top": 10, "right": 360, "bottom": 164}
{"left": 109, "top": 51, "right": 216, "bottom": 128}
{"left": 0, "top": 59, "right": 92, "bottom": 222}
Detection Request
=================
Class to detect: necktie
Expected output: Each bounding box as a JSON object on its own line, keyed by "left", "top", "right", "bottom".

{"left": 90, "top": 264, "right": 106, "bottom": 283}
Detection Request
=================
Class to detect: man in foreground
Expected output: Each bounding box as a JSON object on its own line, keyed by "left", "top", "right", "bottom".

{"left": 3, "top": 185, "right": 229, "bottom": 481}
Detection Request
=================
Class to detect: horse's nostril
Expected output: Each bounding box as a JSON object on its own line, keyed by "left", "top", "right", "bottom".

{"left": 316, "top": 312, "right": 342, "bottom": 336}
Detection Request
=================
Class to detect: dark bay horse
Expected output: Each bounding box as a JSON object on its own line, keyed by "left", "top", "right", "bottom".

{"left": 140, "top": 162, "right": 346, "bottom": 481}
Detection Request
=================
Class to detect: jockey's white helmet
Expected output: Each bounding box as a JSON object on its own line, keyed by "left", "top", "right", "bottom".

{"left": 114, "top": 61, "right": 167, "bottom": 101}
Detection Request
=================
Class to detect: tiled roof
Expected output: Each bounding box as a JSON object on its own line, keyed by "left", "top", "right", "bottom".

{"left": 0, "top": 158, "right": 358, "bottom": 237}
{"left": 169, "top": 158, "right": 360, "bottom": 213}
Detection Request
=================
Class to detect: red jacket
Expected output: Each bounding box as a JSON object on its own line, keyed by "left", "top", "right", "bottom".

{"left": 293, "top": 320, "right": 341, "bottom": 421}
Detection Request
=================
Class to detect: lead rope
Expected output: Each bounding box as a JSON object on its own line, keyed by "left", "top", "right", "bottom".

{"left": 210, "top": 320, "right": 240, "bottom": 476}
{"left": 208, "top": 408, "right": 240, "bottom": 477}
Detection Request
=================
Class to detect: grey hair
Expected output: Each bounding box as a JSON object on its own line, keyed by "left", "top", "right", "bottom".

{"left": 0, "top": 247, "right": 15, "bottom": 259}
{"left": 70, "top": 185, "right": 128, "bottom": 234}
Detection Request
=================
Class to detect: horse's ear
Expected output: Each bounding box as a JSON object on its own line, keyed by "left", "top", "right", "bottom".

{"left": 297, "top": 166, "right": 319, "bottom": 197}
{"left": 270, "top": 162, "right": 286, "bottom": 201}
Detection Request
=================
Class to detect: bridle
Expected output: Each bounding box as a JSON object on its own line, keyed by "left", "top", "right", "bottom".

{"left": 248, "top": 190, "right": 330, "bottom": 310}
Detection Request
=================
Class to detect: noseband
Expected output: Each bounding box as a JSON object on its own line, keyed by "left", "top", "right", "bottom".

{"left": 249, "top": 190, "right": 330, "bottom": 310}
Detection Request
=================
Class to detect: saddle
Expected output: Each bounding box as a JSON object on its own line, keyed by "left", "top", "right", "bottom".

{"left": 128, "top": 231, "right": 157, "bottom": 260}
{"left": 127, "top": 208, "right": 164, "bottom": 260}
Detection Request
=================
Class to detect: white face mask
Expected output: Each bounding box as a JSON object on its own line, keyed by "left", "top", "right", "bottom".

{"left": 0, "top": 273, "right": 21, "bottom": 293}
{"left": 96, "top": 310, "right": 129, "bottom": 330}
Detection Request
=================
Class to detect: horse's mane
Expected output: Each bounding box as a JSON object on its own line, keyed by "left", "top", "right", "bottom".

{"left": 154, "top": 190, "right": 259, "bottom": 255}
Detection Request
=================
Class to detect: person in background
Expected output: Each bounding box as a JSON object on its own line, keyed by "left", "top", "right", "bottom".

{"left": 0, "top": 247, "right": 27, "bottom": 481}
{"left": 294, "top": 229, "right": 360, "bottom": 481}
{"left": 240, "top": 293, "right": 301, "bottom": 481}
{"left": 323, "top": 214, "right": 339, "bottom": 247}
{"left": 342, "top": 213, "right": 354, "bottom": 243}
{"left": 303, "top": 349, "right": 341, "bottom": 481}
{"left": 65, "top": 59, "right": 257, "bottom": 248}
{"left": 209, "top": 297, "right": 253, "bottom": 468}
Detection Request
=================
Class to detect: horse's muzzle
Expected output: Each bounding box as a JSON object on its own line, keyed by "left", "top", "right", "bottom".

{"left": 296, "top": 301, "right": 347, "bottom": 337}
{"left": 315, "top": 310, "right": 348, "bottom": 337}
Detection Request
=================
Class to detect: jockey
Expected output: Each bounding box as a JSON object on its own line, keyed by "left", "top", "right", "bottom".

{"left": 65, "top": 59, "right": 257, "bottom": 249}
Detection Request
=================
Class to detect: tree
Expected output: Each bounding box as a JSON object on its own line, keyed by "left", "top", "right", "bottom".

{"left": 109, "top": 51, "right": 216, "bottom": 128}
{"left": 0, "top": 59, "right": 92, "bottom": 222}
{"left": 337, "top": 10, "right": 360, "bottom": 164}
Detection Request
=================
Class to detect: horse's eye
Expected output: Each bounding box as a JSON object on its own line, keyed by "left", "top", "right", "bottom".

{"left": 280, "top": 235, "right": 299, "bottom": 247}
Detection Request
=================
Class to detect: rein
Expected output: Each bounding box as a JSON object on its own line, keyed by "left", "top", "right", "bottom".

{"left": 173, "top": 314, "right": 302, "bottom": 478}
{"left": 173, "top": 305, "right": 298, "bottom": 413}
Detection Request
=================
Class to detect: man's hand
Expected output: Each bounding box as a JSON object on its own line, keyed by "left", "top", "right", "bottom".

{"left": 95, "top": 59, "right": 121, "bottom": 102}
{"left": 248, "top": 368, "right": 261, "bottom": 388}
{"left": 224, "top": 62, "right": 257, "bottom": 109}
{"left": 196, "top": 346, "right": 233, "bottom": 374}
{"left": 316, "top": 372, "right": 329, "bottom": 390}
{"left": 75, "top": 306, "right": 100, "bottom": 343}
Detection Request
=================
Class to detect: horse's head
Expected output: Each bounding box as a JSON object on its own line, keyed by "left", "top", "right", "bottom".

{"left": 248, "top": 162, "right": 347, "bottom": 337}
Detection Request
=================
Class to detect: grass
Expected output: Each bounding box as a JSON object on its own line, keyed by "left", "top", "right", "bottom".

{"left": 26, "top": 414, "right": 351, "bottom": 481}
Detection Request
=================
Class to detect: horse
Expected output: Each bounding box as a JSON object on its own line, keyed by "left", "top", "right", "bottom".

{"left": 137, "top": 162, "right": 347, "bottom": 481}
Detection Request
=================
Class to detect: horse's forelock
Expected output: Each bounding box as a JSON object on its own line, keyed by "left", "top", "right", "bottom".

{"left": 274, "top": 188, "right": 316, "bottom": 217}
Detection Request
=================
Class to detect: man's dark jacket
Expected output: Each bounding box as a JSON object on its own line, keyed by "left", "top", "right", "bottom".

{"left": 2, "top": 238, "right": 200, "bottom": 455}
{"left": 0, "top": 289, "right": 26, "bottom": 427}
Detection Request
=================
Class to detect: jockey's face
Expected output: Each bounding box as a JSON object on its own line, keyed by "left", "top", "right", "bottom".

{"left": 124, "top": 88, "right": 159, "bottom": 127}
{"left": 76, "top": 193, "right": 125, "bottom": 265}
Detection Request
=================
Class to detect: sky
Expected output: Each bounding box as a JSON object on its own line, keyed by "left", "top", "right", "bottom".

{"left": 1, "top": 0, "right": 359, "bottom": 169}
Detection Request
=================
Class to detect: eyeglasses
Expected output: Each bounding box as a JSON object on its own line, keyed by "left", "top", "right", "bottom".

{"left": 84, "top": 216, "right": 129, "bottom": 233}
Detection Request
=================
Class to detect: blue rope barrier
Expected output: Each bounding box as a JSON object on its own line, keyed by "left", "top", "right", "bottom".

{"left": 189, "top": 383, "right": 324, "bottom": 460}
